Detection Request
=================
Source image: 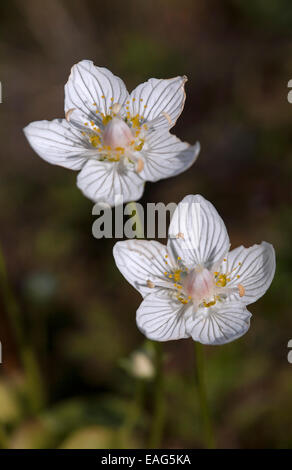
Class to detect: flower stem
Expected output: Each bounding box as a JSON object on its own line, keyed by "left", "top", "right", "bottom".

{"left": 194, "top": 342, "right": 215, "bottom": 448}
{"left": 149, "top": 342, "right": 165, "bottom": 448}
{"left": 0, "top": 243, "right": 46, "bottom": 414}
{"left": 120, "top": 378, "right": 144, "bottom": 448}
{"left": 128, "top": 203, "right": 166, "bottom": 448}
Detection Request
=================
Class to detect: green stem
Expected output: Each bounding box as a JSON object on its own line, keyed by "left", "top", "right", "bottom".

{"left": 149, "top": 342, "right": 165, "bottom": 448}
{"left": 194, "top": 342, "right": 215, "bottom": 449}
{"left": 120, "top": 378, "right": 144, "bottom": 448}
{"left": 128, "top": 203, "right": 165, "bottom": 448}
{"left": 0, "top": 243, "right": 45, "bottom": 413}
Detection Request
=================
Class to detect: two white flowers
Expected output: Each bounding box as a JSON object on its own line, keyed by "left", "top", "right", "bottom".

{"left": 24, "top": 61, "right": 276, "bottom": 345}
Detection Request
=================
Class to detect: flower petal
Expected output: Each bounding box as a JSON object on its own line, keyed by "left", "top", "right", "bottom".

{"left": 137, "top": 291, "right": 191, "bottom": 341}
{"left": 223, "top": 242, "right": 276, "bottom": 305}
{"left": 168, "top": 195, "right": 230, "bottom": 270}
{"left": 77, "top": 159, "right": 144, "bottom": 205}
{"left": 128, "top": 76, "right": 187, "bottom": 130}
{"left": 65, "top": 60, "right": 129, "bottom": 120}
{"left": 139, "top": 132, "right": 200, "bottom": 182}
{"left": 24, "top": 119, "right": 89, "bottom": 170}
{"left": 113, "top": 239, "right": 170, "bottom": 297}
{"left": 186, "top": 300, "right": 251, "bottom": 345}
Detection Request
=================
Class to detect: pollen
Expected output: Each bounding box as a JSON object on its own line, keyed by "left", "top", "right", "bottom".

{"left": 89, "top": 135, "right": 101, "bottom": 148}
{"left": 173, "top": 270, "right": 181, "bottom": 282}
{"left": 203, "top": 299, "right": 217, "bottom": 308}
{"left": 102, "top": 115, "right": 112, "bottom": 125}
{"left": 177, "top": 295, "right": 189, "bottom": 305}
{"left": 131, "top": 115, "right": 141, "bottom": 129}
{"left": 134, "top": 140, "right": 144, "bottom": 152}
{"left": 215, "top": 273, "right": 228, "bottom": 287}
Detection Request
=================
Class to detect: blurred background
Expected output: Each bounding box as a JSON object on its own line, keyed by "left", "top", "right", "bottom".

{"left": 0, "top": 0, "right": 291, "bottom": 449}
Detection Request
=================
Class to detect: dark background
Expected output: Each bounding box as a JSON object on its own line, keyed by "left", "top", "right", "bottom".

{"left": 0, "top": 0, "right": 291, "bottom": 448}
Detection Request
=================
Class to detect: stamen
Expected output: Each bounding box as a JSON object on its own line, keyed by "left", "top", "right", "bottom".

{"left": 147, "top": 280, "right": 155, "bottom": 288}
{"left": 238, "top": 284, "right": 245, "bottom": 297}
{"left": 65, "top": 108, "right": 75, "bottom": 122}
{"left": 136, "top": 158, "right": 144, "bottom": 173}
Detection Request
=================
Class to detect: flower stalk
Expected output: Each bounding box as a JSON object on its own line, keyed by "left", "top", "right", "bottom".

{"left": 194, "top": 342, "right": 215, "bottom": 449}
{"left": 149, "top": 341, "right": 165, "bottom": 448}
{"left": 128, "top": 202, "right": 166, "bottom": 448}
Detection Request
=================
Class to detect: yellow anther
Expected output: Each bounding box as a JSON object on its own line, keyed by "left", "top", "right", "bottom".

{"left": 215, "top": 273, "right": 228, "bottom": 287}
{"left": 203, "top": 299, "right": 217, "bottom": 308}
{"left": 173, "top": 270, "right": 181, "bottom": 282}
{"left": 89, "top": 135, "right": 101, "bottom": 148}
{"left": 131, "top": 115, "right": 140, "bottom": 128}
{"left": 135, "top": 140, "right": 144, "bottom": 152}
{"left": 102, "top": 115, "right": 112, "bottom": 125}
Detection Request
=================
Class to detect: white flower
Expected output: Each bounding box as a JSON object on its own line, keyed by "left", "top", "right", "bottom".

{"left": 113, "top": 195, "right": 276, "bottom": 345}
{"left": 24, "top": 60, "right": 200, "bottom": 206}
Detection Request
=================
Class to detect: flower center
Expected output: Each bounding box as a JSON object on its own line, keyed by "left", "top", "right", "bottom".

{"left": 103, "top": 117, "right": 134, "bottom": 149}
{"left": 162, "top": 255, "right": 243, "bottom": 308}
{"left": 80, "top": 108, "right": 147, "bottom": 164}
{"left": 183, "top": 267, "right": 215, "bottom": 306}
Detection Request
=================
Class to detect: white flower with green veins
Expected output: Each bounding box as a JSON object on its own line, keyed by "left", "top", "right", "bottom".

{"left": 113, "top": 195, "right": 276, "bottom": 345}
{"left": 24, "top": 60, "right": 200, "bottom": 206}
